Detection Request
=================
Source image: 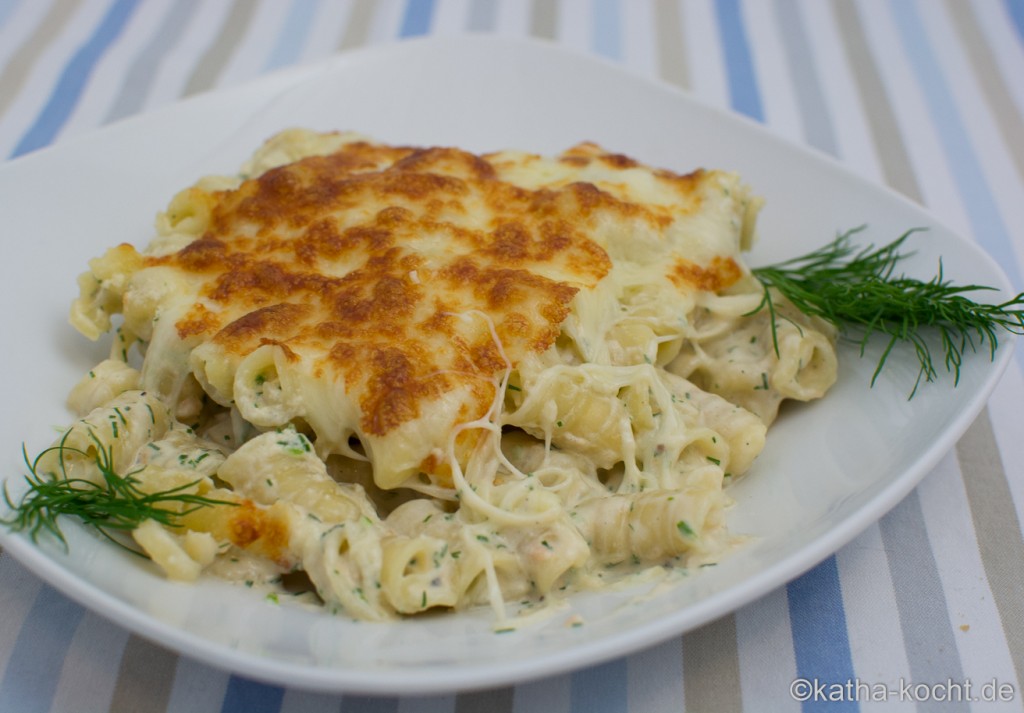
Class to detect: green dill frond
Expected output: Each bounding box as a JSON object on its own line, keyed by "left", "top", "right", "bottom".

{"left": 751, "top": 227, "right": 1024, "bottom": 396}
{"left": 2, "top": 432, "right": 234, "bottom": 555}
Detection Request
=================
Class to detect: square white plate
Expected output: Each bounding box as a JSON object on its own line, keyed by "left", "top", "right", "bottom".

{"left": 0, "top": 36, "right": 1015, "bottom": 694}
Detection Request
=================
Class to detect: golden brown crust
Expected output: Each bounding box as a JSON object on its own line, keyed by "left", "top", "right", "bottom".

{"left": 181, "top": 498, "right": 293, "bottom": 566}
{"left": 148, "top": 142, "right": 614, "bottom": 438}
{"left": 141, "top": 137, "right": 746, "bottom": 447}
{"left": 668, "top": 256, "right": 744, "bottom": 292}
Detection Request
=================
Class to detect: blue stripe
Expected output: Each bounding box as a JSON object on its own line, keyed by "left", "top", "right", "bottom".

{"left": 591, "top": 0, "right": 621, "bottom": 60}
{"left": 787, "top": 558, "right": 859, "bottom": 713}
{"left": 714, "top": 0, "right": 763, "bottom": 121}
{"left": 570, "top": 658, "right": 628, "bottom": 713}
{"left": 0, "top": 585, "right": 86, "bottom": 713}
{"left": 716, "top": 6, "right": 858, "bottom": 701}
{"left": 889, "top": 0, "right": 1024, "bottom": 374}
{"left": 399, "top": 0, "right": 435, "bottom": 38}
{"left": 220, "top": 676, "right": 285, "bottom": 713}
{"left": 1005, "top": 0, "right": 1024, "bottom": 47}
{"left": 0, "top": 0, "right": 22, "bottom": 30}
{"left": 263, "top": 0, "right": 318, "bottom": 71}
{"left": 889, "top": 0, "right": 1022, "bottom": 289}
{"left": 10, "top": 0, "right": 139, "bottom": 158}
{"left": 716, "top": 1, "right": 861, "bottom": 691}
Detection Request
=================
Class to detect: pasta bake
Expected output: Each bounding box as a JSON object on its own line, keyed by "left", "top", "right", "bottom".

{"left": 48, "top": 129, "right": 837, "bottom": 621}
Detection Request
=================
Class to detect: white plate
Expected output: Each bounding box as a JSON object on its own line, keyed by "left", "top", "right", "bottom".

{"left": 0, "top": 36, "right": 1015, "bottom": 694}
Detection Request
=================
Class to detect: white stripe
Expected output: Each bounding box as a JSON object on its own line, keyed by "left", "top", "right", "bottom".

{"left": 556, "top": 0, "right": 590, "bottom": 51}
{"left": 215, "top": 0, "right": 290, "bottom": 89}
{"left": 681, "top": 0, "right": 728, "bottom": 110}
{"left": 302, "top": 1, "right": 350, "bottom": 57}
{"left": 280, "top": 687, "right": 344, "bottom": 713}
{"left": 49, "top": 612, "right": 129, "bottom": 713}
{"left": 854, "top": 0, "right": 970, "bottom": 237}
{"left": 735, "top": 588, "right": 799, "bottom": 712}
{"left": 0, "top": 557, "right": 44, "bottom": 679}
{"left": 397, "top": 693, "right": 456, "bottom": 713}
{"left": 433, "top": 0, "right": 473, "bottom": 34}
{"left": 513, "top": 671, "right": 571, "bottom": 713}
{"left": 918, "top": 0, "right": 1024, "bottom": 274}
{"left": 797, "top": 0, "right": 884, "bottom": 183}
{"left": 626, "top": 635, "right": 684, "bottom": 711}
{"left": 0, "top": 0, "right": 51, "bottom": 78}
{"left": 140, "top": 0, "right": 234, "bottom": 110}
{"left": 0, "top": 0, "right": 106, "bottom": 158}
{"left": 835, "top": 525, "right": 913, "bottom": 713}
{"left": 915, "top": 452, "right": 1023, "bottom": 698}
{"left": 375, "top": 0, "right": 411, "bottom": 41}
{"left": 493, "top": 0, "right": 531, "bottom": 36}
{"left": 740, "top": 0, "right": 802, "bottom": 145}
{"left": 620, "top": 0, "right": 657, "bottom": 80}
{"left": 984, "top": 367, "right": 1024, "bottom": 529}
{"left": 55, "top": 0, "right": 169, "bottom": 138}
{"left": 165, "top": 654, "right": 229, "bottom": 713}
{"left": 973, "top": 0, "right": 1024, "bottom": 118}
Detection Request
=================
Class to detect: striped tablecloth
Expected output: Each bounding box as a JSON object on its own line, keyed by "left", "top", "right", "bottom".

{"left": 2, "top": 1, "right": 1023, "bottom": 711}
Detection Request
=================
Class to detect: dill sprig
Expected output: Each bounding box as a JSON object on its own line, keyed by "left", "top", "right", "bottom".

{"left": 2, "top": 430, "right": 233, "bottom": 555}
{"left": 751, "top": 227, "right": 1024, "bottom": 395}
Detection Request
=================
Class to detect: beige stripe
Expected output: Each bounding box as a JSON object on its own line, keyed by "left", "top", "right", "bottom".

{"left": 681, "top": 614, "right": 743, "bottom": 712}
{"left": 337, "top": 0, "right": 376, "bottom": 51}
{"left": 832, "top": 0, "right": 922, "bottom": 203}
{"left": 0, "top": 0, "right": 83, "bottom": 120}
{"left": 955, "top": 409, "right": 1024, "bottom": 689}
{"left": 837, "top": 0, "right": 1024, "bottom": 683}
{"left": 939, "top": 9, "right": 1024, "bottom": 687}
{"left": 944, "top": 0, "right": 1024, "bottom": 184}
{"left": 654, "top": 0, "right": 689, "bottom": 90}
{"left": 454, "top": 685, "right": 514, "bottom": 713}
{"left": 108, "top": 634, "right": 178, "bottom": 713}
{"left": 182, "top": 0, "right": 259, "bottom": 97}
{"left": 529, "top": 0, "right": 558, "bottom": 40}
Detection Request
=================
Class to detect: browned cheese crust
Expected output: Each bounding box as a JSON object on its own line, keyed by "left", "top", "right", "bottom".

{"left": 148, "top": 142, "right": 617, "bottom": 441}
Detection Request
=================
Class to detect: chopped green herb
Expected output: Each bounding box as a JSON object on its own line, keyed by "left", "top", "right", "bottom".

{"left": 753, "top": 372, "right": 769, "bottom": 391}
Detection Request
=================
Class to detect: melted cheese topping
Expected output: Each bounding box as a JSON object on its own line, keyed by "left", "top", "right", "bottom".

{"left": 103, "top": 132, "right": 759, "bottom": 490}
{"left": 56, "top": 130, "right": 838, "bottom": 623}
